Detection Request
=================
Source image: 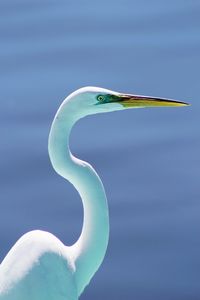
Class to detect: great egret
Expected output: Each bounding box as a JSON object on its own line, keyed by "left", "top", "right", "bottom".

{"left": 0, "top": 87, "right": 188, "bottom": 299}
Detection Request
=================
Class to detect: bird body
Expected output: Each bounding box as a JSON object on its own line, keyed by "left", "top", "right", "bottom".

{"left": 0, "top": 87, "right": 188, "bottom": 299}
{"left": 0, "top": 231, "right": 77, "bottom": 300}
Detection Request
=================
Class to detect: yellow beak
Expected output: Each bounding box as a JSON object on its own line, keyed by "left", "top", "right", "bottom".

{"left": 117, "top": 94, "right": 190, "bottom": 108}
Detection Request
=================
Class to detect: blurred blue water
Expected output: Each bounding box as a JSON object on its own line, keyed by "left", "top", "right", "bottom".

{"left": 0, "top": 0, "right": 200, "bottom": 299}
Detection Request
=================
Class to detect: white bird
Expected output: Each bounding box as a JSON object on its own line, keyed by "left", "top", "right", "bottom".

{"left": 0, "top": 87, "right": 188, "bottom": 300}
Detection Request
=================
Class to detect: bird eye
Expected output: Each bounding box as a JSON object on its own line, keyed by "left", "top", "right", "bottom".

{"left": 97, "top": 95, "right": 105, "bottom": 102}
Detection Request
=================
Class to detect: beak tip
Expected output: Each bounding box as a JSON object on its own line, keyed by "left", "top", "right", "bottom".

{"left": 182, "top": 102, "right": 191, "bottom": 107}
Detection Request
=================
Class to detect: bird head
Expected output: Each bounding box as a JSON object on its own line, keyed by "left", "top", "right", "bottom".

{"left": 66, "top": 86, "right": 189, "bottom": 117}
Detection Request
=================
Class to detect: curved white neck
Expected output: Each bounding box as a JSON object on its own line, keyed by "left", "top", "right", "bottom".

{"left": 48, "top": 99, "right": 109, "bottom": 295}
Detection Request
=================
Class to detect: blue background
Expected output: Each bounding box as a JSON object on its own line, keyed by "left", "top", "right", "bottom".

{"left": 0, "top": 0, "right": 200, "bottom": 299}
